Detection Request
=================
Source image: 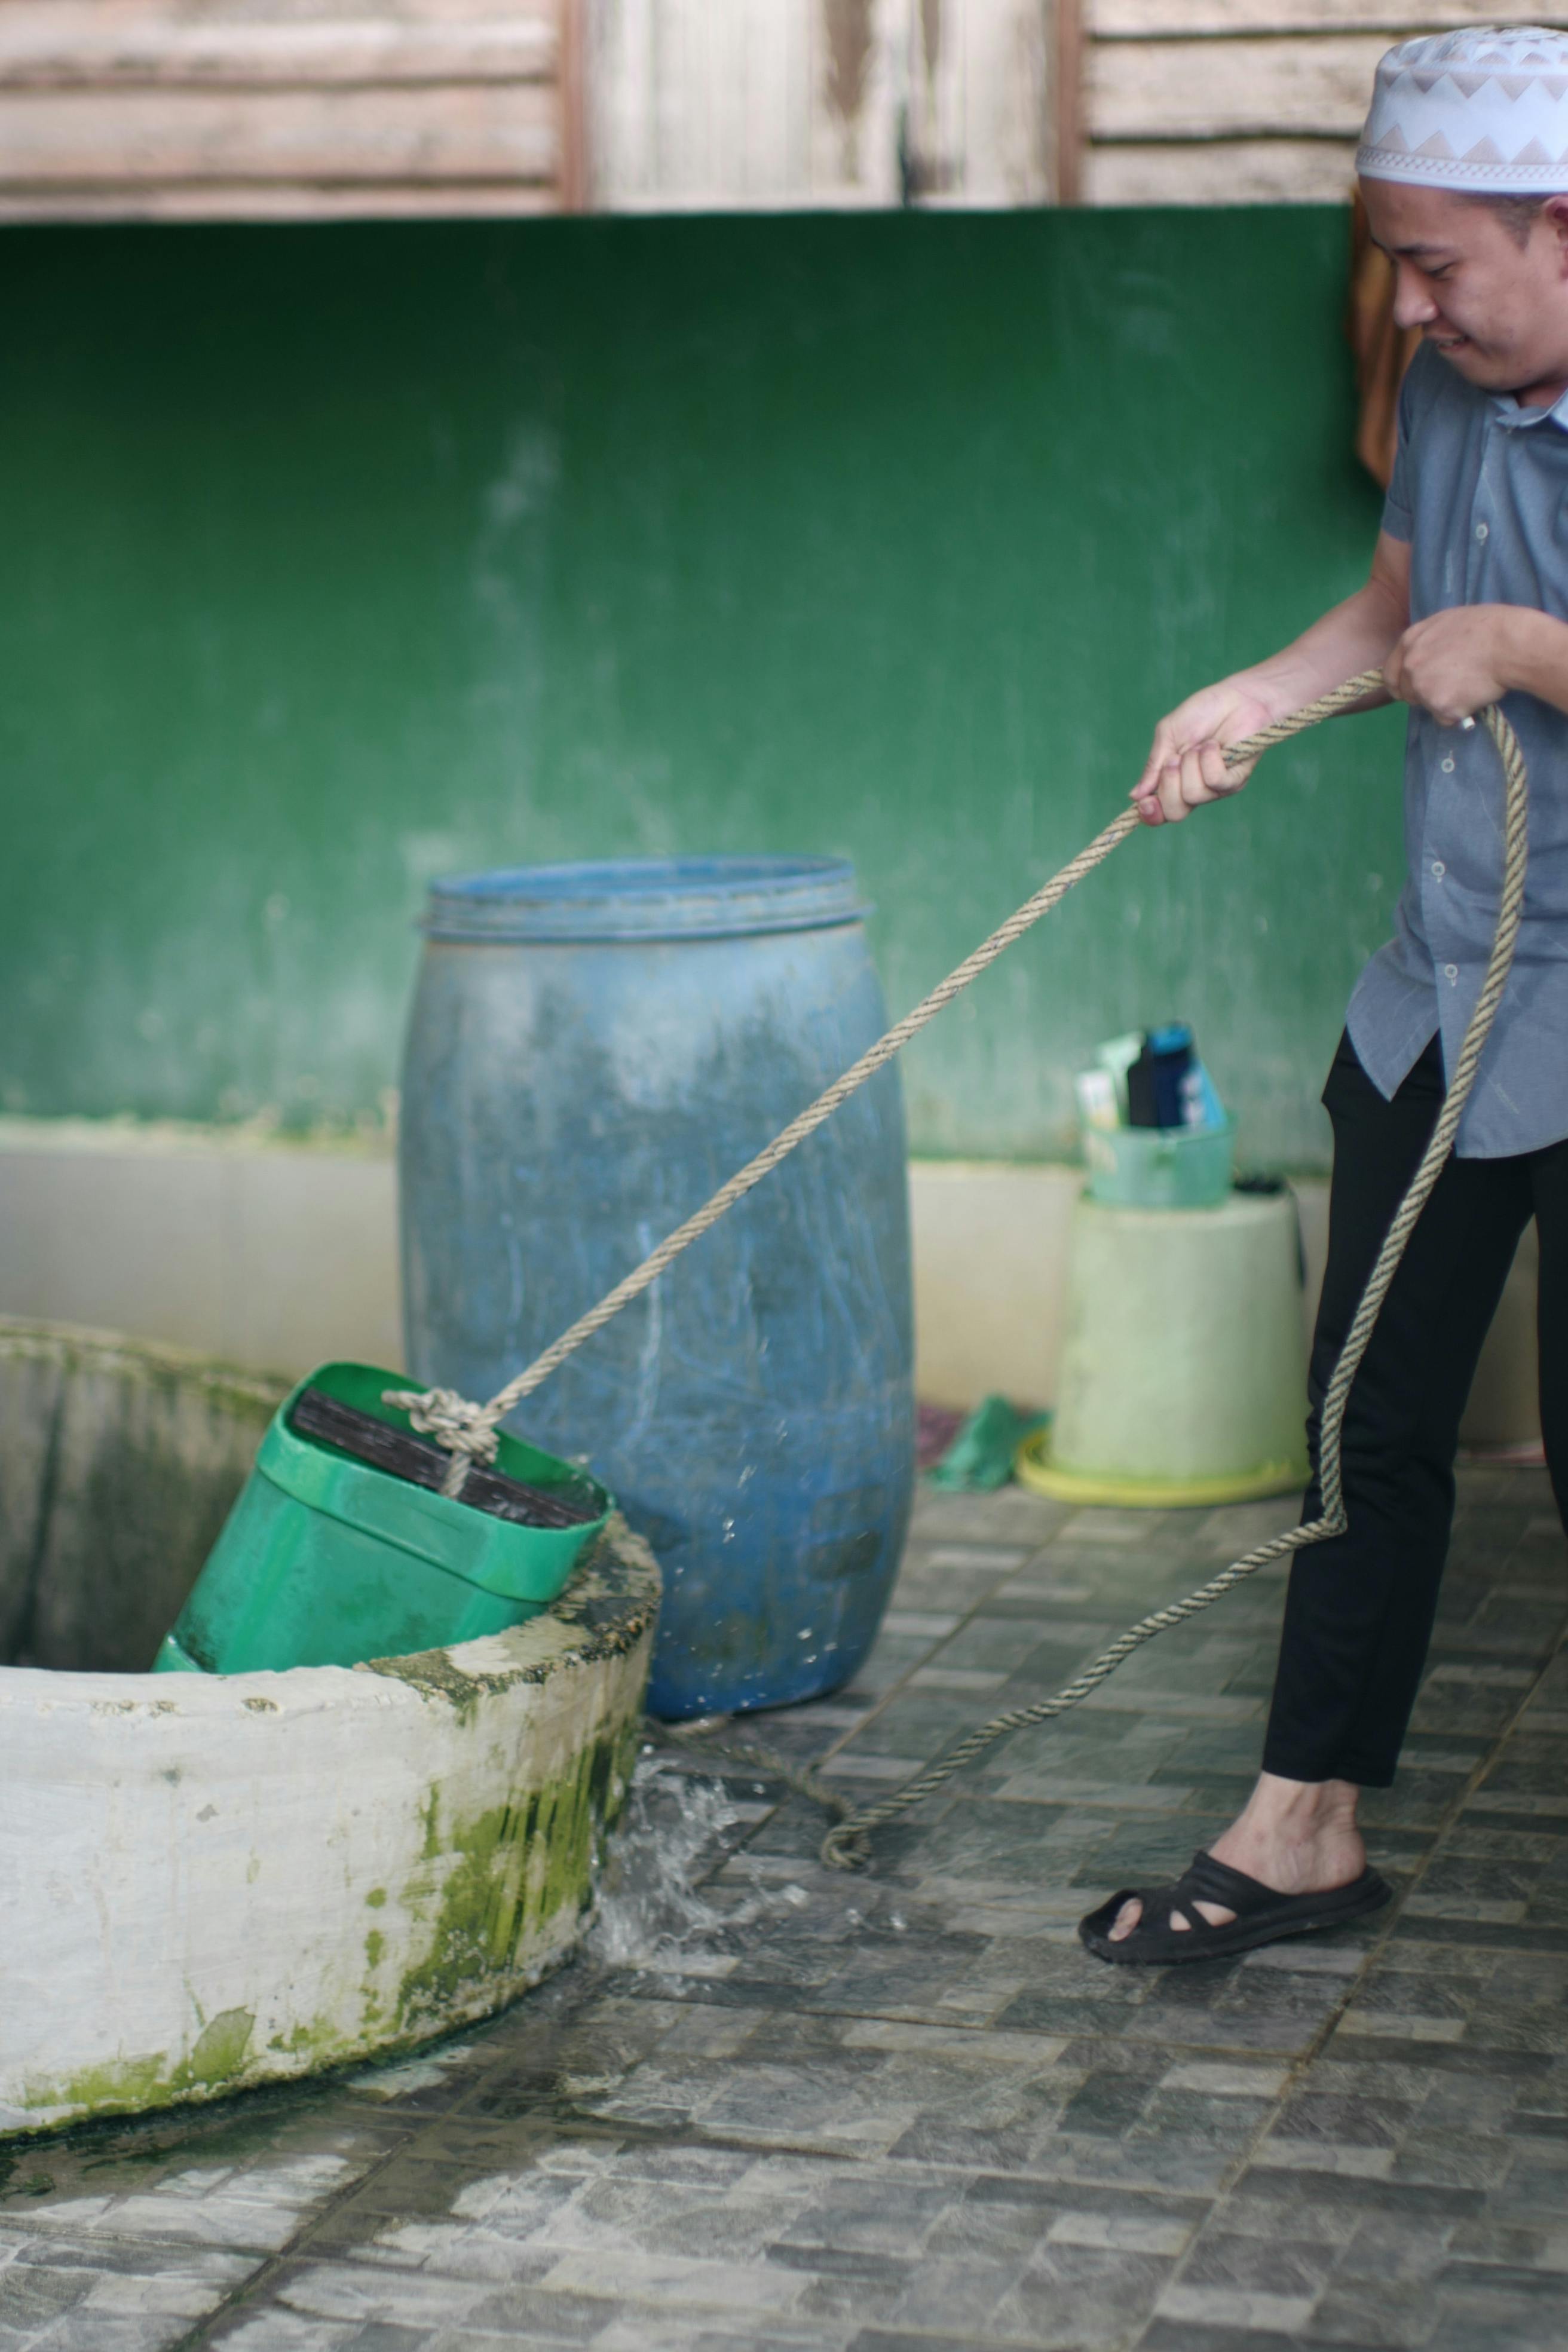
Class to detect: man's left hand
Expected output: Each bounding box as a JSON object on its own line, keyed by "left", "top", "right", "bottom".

{"left": 1384, "top": 607, "right": 1517, "bottom": 725}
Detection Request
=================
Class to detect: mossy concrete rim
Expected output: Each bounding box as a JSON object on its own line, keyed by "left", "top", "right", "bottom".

{"left": 358, "top": 1517, "right": 662, "bottom": 1711}
{"left": 0, "top": 1515, "right": 660, "bottom": 1727}
{"left": 1, "top": 1319, "right": 661, "bottom": 2140}
{"left": 0, "top": 1312, "right": 289, "bottom": 1422}
{"left": 0, "top": 1316, "right": 660, "bottom": 1716}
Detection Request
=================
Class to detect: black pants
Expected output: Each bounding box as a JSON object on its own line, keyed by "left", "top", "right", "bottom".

{"left": 1263, "top": 1030, "right": 1568, "bottom": 1787}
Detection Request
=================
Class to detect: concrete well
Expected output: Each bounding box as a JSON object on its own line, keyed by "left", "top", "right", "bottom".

{"left": 0, "top": 1317, "right": 660, "bottom": 2138}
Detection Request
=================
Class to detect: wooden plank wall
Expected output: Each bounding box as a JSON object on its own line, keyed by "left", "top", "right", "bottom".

{"left": 0, "top": 0, "right": 583, "bottom": 219}
{"left": 904, "top": 0, "right": 1054, "bottom": 205}
{"left": 586, "top": 0, "right": 1055, "bottom": 211}
{"left": 21, "top": 2, "right": 1568, "bottom": 222}
{"left": 1082, "top": 2, "right": 1568, "bottom": 206}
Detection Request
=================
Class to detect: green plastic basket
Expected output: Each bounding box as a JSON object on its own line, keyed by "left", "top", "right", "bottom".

{"left": 153, "top": 1361, "right": 612, "bottom": 1676}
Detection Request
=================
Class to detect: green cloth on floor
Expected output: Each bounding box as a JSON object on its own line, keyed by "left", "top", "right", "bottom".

{"left": 927, "top": 1395, "right": 1050, "bottom": 1492}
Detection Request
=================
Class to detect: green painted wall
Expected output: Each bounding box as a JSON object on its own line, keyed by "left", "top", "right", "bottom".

{"left": 0, "top": 209, "right": 1400, "bottom": 1168}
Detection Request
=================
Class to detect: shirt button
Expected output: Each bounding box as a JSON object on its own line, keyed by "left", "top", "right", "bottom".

{"left": 1444, "top": 963, "right": 1459, "bottom": 981}
{"left": 1441, "top": 757, "right": 1456, "bottom": 773}
{"left": 1476, "top": 521, "right": 1490, "bottom": 541}
{"left": 1432, "top": 860, "right": 1446, "bottom": 878}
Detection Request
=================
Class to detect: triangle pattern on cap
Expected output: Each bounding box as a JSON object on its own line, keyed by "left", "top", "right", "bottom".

{"left": 1361, "top": 24, "right": 1568, "bottom": 189}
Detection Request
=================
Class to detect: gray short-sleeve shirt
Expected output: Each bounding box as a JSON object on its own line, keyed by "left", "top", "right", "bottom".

{"left": 1346, "top": 340, "right": 1568, "bottom": 1157}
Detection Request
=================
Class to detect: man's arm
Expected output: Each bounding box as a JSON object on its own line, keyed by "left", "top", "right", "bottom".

{"left": 1132, "top": 532, "right": 1410, "bottom": 826}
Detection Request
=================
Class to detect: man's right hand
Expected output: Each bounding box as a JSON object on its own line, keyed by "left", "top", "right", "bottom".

{"left": 1131, "top": 679, "right": 1280, "bottom": 827}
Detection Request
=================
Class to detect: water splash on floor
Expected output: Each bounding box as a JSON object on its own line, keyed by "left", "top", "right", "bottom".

{"left": 589, "top": 1750, "right": 805, "bottom": 1971}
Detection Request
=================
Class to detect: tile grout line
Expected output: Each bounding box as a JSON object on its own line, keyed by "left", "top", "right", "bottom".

{"left": 167, "top": 2112, "right": 446, "bottom": 2351}
{"left": 682, "top": 1508, "right": 1257, "bottom": 1879}
{"left": 170, "top": 1973, "right": 612, "bottom": 2348}
{"left": 140, "top": 1492, "right": 1563, "bottom": 2351}
{"left": 681, "top": 1535, "right": 1043, "bottom": 1882}
{"left": 1127, "top": 1541, "right": 1568, "bottom": 2351}
{"left": 163, "top": 1512, "right": 1155, "bottom": 2342}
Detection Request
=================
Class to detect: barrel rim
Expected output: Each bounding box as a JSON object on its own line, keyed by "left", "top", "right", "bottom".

{"left": 421, "top": 854, "right": 872, "bottom": 942}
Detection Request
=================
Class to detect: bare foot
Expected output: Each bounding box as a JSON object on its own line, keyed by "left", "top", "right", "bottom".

{"left": 1107, "top": 1772, "right": 1365, "bottom": 1942}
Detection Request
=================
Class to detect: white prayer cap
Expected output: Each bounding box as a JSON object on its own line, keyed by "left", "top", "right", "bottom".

{"left": 1358, "top": 24, "right": 1568, "bottom": 192}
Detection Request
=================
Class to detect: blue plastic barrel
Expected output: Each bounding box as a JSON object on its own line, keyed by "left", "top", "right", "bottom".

{"left": 399, "top": 856, "right": 915, "bottom": 1719}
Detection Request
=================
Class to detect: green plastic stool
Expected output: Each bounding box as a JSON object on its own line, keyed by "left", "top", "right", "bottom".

{"left": 153, "top": 1361, "right": 612, "bottom": 1675}
{"left": 1016, "top": 1190, "right": 1309, "bottom": 1508}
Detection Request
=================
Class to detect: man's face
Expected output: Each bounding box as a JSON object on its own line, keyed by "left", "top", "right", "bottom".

{"left": 1361, "top": 176, "right": 1568, "bottom": 397}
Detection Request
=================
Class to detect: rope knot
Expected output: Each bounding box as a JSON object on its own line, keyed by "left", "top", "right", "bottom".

{"left": 382, "top": 1385, "right": 500, "bottom": 1492}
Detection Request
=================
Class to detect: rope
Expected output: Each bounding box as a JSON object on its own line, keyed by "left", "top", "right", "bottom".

{"left": 820, "top": 688, "right": 1527, "bottom": 1866}
{"left": 388, "top": 672, "right": 1390, "bottom": 1496}
{"left": 385, "top": 670, "right": 1529, "bottom": 1878}
{"left": 643, "top": 1715, "right": 855, "bottom": 1826}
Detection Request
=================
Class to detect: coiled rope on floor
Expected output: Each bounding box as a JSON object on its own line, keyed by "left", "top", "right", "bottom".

{"left": 388, "top": 673, "right": 1529, "bottom": 1873}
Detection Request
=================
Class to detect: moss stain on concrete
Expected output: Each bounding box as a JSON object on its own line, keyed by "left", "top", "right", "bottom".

{"left": 393, "top": 1714, "right": 639, "bottom": 2034}
{"left": 17, "top": 1710, "right": 642, "bottom": 2128}
{"left": 26, "top": 2007, "right": 255, "bottom": 2123}
{"left": 267, "top": 2016, "right": 341, "bottom": 2059}
{"left": 14, "top": 1701, "right": 646, "bottom": 2128}
{"left": 398, "top": 1765, "right": 576, "bottom": 2026}
{"left": 2, "top": 1330, "right": 659, "bottom": 2139}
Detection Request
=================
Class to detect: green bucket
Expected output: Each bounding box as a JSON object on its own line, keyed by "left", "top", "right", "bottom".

{"left": 152, "top": 1361, "right": 612, "bottom": 1676}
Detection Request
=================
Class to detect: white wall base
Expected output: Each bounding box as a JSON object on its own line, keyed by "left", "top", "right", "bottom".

{"left": 0, "top": 1122, "right": 1541, "bottom": 1448}
{"left": 909, "top": 1156, "right": 1541, "bottom": 1451}
{"left": 0, "top": 1120, "right": 402, "bottom": 1376}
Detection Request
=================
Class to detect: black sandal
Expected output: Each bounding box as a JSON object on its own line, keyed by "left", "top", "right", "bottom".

{"left": 1078, "top": 1849, "right": 1392, "bottom": 1966}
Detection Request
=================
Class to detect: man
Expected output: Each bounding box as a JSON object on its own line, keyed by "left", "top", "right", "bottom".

{"left": 1080, "top": 24, "right": 1568, "bottom": 1965}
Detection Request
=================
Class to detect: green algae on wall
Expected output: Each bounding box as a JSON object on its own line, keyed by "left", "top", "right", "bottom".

{"left": 394, "top": 1717, "right": 639, "bottom": 2033}
{"left": 26, "top": 2007, "right": 255, "bottom": 2125}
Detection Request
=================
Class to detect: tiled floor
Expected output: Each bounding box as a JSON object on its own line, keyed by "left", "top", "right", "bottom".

{"left": 3, "top": 1469, "right": 1567, "bottom": 2350}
